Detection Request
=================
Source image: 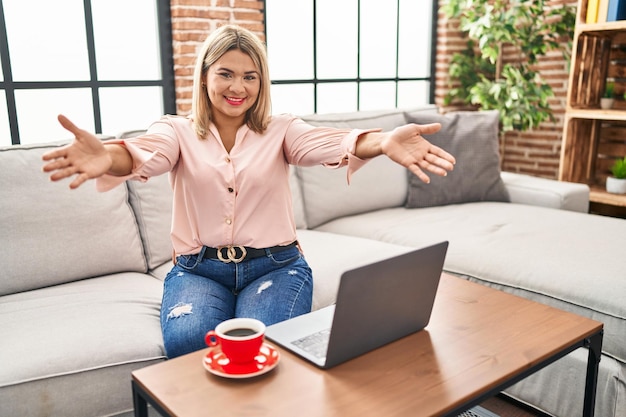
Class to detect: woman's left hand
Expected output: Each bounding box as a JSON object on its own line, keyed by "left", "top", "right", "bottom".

{"left": 381, "top": 123, "right": 455, "bottom": 184}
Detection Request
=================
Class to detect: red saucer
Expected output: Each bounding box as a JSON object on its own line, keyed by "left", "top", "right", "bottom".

{"left": 203, "top": 342, "right": 280, "bottom": 379}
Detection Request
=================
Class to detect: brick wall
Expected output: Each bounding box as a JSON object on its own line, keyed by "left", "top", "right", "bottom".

{"left": 169, "top": 0, "right": 577, "bottom": 179}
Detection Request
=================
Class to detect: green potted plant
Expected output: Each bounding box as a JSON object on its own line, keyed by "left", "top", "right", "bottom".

{"left": 607, "top": 156, "right": 626, "bottom": 194}
{"left": 601, "top": 80, "right": 615, "bottom": 110}
{"left": 442, "top": 0, "right": 576, "bottom": 132}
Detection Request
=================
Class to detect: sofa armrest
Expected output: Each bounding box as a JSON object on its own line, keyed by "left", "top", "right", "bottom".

{"left": 501, "top": 172, "right": 590, "bottom": 213}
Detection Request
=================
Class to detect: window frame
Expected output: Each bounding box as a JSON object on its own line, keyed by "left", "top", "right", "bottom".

{"left": 0, "top": 0, "right": 176, "bottom": 145}
{"left": 262, "top": 0, "right": 439, "bottom": 113}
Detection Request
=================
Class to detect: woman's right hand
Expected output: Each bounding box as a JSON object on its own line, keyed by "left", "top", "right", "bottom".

{"left": 42, "top": 115, "right": 114, "bottom": 189}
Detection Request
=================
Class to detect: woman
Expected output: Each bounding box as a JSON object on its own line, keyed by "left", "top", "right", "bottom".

{"left": 42, "top": 25, "right": 455, "bottom": 358}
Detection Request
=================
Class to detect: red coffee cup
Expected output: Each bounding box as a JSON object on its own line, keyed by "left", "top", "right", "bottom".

{"left": 205, "top": 318, "right": 265, "bottom": 364}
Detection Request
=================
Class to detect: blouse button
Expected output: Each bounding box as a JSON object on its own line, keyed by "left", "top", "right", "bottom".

{"left": 228, "top": 187, "right": 234, "bottom": 193}
{"left": 225, "top": 218, "right": 232, "bottom": 225}
{"left": 225, "top": 157, "right": 231, "bottom": 163}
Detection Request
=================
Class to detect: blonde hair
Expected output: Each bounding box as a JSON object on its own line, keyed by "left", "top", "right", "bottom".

{"left": 191, "top": 25, "right": 271, "bottom": 138}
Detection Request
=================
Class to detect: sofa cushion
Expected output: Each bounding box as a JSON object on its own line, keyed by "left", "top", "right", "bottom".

{"left": 119, "top": 128, "right": 175, "bottom": 269}
{"left": 0, "top": 143, "right": 147, "bottom": 296}
{"left": 296, "top": 157, "right": 408, "bottom": 229}
{"left": 501, "top": 171, "right": 590, "bottom": 213}
{"left": 0, "top": 272, "right": 165, "bottom": 416}
{"left": 290, "top": 166, "right": 308, "bottom": 229}
{"left": 403, "top": 110, "right": 510, "bottom": 207}
{"left": 127, "top": 175, "right": 174, "bottom": 270}
{"left": 297, "top": 108, "right": 438, "bottom": 228}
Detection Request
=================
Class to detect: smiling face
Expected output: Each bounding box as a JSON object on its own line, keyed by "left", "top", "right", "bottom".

{"left": 205, "top": 49, "right": 261, "bottom": 129}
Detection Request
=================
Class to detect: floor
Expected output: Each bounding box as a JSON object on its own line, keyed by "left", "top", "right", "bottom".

{"left": 480, "top": 395, "right": 544, "bottom": 417}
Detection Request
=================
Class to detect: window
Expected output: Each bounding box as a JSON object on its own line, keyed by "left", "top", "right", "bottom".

{"left": 264, "top": 0, "right": 437, "bottom": 115}
{"left": 0, "top": 0, "right": 175, "bottom": 146}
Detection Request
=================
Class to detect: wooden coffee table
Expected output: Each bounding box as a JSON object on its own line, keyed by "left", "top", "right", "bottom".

{"left": 132, "top": 273, "right": 603, "bottom": 417}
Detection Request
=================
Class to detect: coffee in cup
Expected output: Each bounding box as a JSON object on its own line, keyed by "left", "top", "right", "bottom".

{"left": 205, "top": 318, "right": 265, "bottom": 364}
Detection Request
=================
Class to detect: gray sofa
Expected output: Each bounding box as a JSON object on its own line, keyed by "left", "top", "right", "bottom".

{"left": 1, "top": 107, "right": 624, "bottom": 417}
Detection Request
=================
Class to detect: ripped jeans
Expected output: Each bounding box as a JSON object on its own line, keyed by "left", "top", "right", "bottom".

{"left": 160, "top": 246, "right": 313, "bottom": 358}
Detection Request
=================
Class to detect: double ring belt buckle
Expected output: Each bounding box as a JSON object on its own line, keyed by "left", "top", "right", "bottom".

{"left": 216, "top": 245, "right": 247, "bottom": 263}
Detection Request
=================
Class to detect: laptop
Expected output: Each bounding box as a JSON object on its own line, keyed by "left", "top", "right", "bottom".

{"left": 265, "top": 241, "right": 448, "bottom": 369}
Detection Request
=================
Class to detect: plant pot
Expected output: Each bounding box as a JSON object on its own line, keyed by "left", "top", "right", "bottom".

{"left": 606, "top": 176, "right": 626, "bottom": 194}
{"left": 600, "top": 98, "right": 615, "bottom": 109}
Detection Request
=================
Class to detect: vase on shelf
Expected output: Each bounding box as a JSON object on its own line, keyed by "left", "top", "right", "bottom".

{"left": 600, "top": 98, "right": 615, "bottom": 109}
{"left": 606, "top": 176, "right": 626, "bottom": 194}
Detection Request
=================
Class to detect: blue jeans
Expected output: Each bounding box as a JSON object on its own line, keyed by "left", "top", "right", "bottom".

{"left": 159, "top": 246, "right": 313, "bottom": 358}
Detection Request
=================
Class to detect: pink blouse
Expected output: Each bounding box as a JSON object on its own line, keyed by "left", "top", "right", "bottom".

{"left": 97, "top": 114, "right": 376, "bottom": 255}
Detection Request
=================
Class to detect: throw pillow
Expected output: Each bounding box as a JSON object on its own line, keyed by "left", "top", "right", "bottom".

{"left": 297, "top": 109, "right": 432, "bottom": 228}
{"left": 403, "top": 109, "right": 510, "bottom": 208}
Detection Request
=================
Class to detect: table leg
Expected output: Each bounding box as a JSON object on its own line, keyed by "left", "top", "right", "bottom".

{"left": 582, "top": 330, "right": 603, "bottom": 417}
{"left": 132, "top": 380, "right": 149, "bottom": 417}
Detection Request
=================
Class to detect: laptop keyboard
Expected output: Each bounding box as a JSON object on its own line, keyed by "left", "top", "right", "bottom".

{"left": 291, "top": 328, "right": 331, "bottom": 359}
